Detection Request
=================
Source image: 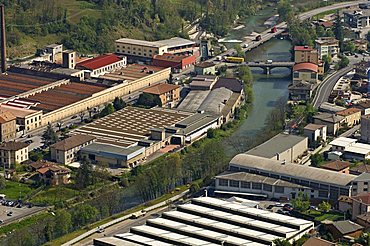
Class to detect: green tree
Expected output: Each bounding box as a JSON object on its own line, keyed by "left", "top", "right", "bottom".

{"left": 137, "top": 93, "right": 162, "bottom": 108}
{"left": 273, "top": 238, "right": 292, "bottom": 246}
{"left": 318, "top": 201, "right": 331, "bottom": 212}
{"left": 0, "top": 176, "right": 5, "bottom": 189}
{"left": 42, "top": 123, "right": 58, "bottom": 146}
{"left": 75, "top": 157, "right": 94, "bottom": 189}
{"left": 71, "top": 204, "right": 99, "bottom": 227}
{"left": 234, "top": 44, "right": 244, "bottom": 58}
{"left": 338, "top": 56, "right": 349, "bottom": 69}
{"left": 207, "top": 128, "right": 217, "bottom": 138}
{"left": 291, "top": 192, "right": 310, "bottom": 212}
{"left": 278, "top": 0, "right": 294, "bottom": 22}
{"left": 54, "top": 210, "right": 72, "bottom": 236}
{"left": 100, "top": 103, "right": 115, "bottom": 117}
{"left": 322, "top": 55, "right": 331, "bottom": 72}
{"left": 310, "top": 153, "right": 324, "bottom": 167}
{"left": 344, "top": 41, "right": 356, "bottom": 53}
{"left": 333, "top": 12, "right": 344, "bottom": 48}
{"left": 113, "top": 97, "right": 126, "bottom": 111}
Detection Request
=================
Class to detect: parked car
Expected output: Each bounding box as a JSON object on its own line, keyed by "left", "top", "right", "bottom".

{"left": 7, "top": 211, "right": 13, "bottom": 216}
{"left": 283, "top": 204, "right": 293, "bottom": 211}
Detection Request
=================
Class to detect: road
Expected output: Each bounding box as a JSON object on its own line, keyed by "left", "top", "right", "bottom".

{"left": 207, "top": 0, "right": 367, "bottom": 63}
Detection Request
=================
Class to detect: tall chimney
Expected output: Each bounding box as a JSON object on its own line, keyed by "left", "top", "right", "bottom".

{"left": 0, "top": 4, "right": 7, "bottom": 73}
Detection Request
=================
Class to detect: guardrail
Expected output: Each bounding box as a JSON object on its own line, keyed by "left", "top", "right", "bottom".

{"left": 62, "top": 189, "right": 189, "bottom": 246}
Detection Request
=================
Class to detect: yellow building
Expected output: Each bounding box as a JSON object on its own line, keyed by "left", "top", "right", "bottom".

{"left": 0, "top": 105, "right": 43, "bottom": 133}
{"left": 336, "top": 108, "right": 362, "bottom": 127}
{"left": 293, "top": 62, "right": 319, "bottom": 83}
{"left": 294, "top": 46, "right": 319, "bottom": 65}
{"left": 142, "top": 83, "right": 180, "bottom": 107}
{"left": 0, "top": 142, "right": 29, "bottom": 169}
{"left": 0, "top": 110, "right": 16, "bottom": 142}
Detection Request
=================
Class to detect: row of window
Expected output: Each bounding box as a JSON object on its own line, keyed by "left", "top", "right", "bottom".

{"left": 218, "top": 179, "right": 286, "bottom": 193}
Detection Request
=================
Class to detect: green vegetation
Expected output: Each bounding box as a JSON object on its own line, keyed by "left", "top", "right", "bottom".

{"left": 291, "top": 192, "right": 310, "bottom": 212}
{"left": 42, "top": 124, "right": 59, "bottom": 146}
{"left": 136, "top": 93, "right": 162, "bottom": 108}
{"left": 304, "top": 209, "right": 344, "bottom": 221}
{"left": 0, "top": 180, "right": 34, "bottom": 200}
{"left": 30, "top": 186, "right": 78, "bottom": 205}
{"left": 318, "top": 201, "right": 331, "bottom": 213}
{"left": 310, "top": 153, "right": 324, "bottom": 167}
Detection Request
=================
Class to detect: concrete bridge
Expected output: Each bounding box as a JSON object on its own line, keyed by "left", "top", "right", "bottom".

{"left": 223, "top": 61, "right": 295, "bottom": 74}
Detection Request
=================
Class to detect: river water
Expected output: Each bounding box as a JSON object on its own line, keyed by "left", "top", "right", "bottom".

{"left": 223, "top": 38, "right": 293, "bottom": 156}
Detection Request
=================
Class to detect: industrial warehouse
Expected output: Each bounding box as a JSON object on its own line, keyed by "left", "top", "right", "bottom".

{"left": 72, "top": 107, "right": 220, "bottom": 167}
{"left": 93, "top": 197, "right": 314, "bottom": 246}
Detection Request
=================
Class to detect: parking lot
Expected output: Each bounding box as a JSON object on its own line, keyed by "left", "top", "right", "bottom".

{"left": 0, "top": 201, "right": 46, "bottom": 226}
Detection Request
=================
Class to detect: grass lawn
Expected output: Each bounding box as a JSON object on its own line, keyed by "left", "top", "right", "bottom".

{"left": 304, "top": 209, "right": 344, "bottom": 221}
{"left": 0, "top": 181, "right": 34, "bottom": 200}
{"left": 30, "top": 187, "right": 78, "bottom": 205}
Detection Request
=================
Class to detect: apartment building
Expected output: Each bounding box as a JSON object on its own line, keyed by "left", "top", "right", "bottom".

{"left": 344, "top": 9, "right": 370, "bottom": 28}
{"left": 292, "top": 63, "right": 319, "bottom": 83}
{"left": 336, "top": 108, "right": 362, "bottom": 127}
{"left": 0, "top": 142, "right": 29, "bottom": 169}
{"left": 0, "top": 110, "right": 16, "bottom": 142}
{"left": 315, "top": 37, "right": 340, "bottom": 59}
{"left": 294, "top": 46, "right": 319, "bottom": 65}
{"left": 361, "top": 114, "right": 370, "bottom": 143}
{"left": 303, "top": 123, "right": 327, "bottom": 147}
{"left": 50, "top": 135, "right": 96, "bottom": 164}
{"left": 142, "top": 83, "right": 180, "bottom": 107}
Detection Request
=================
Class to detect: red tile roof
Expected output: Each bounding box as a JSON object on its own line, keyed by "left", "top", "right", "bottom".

{"left": 294, "top": 46, "right": 314, "bottom": 51}
{"left": 0, "top": 110, "right": 16, "bottom": 124}
{"left": 336, "top": 107, "right": 362, "bottom": 116}
{"left": 77, "top": 54, "right": 122, "bottom": 70}
{"left": 293, "top": 62, "right": 318, "bottom": 73}
{"left": 153, "top": 53, "right": 190, "bottom": 63}
{"left": 352, "top": 192, "right": 370, "bottom": 205}
{"left": 320, "top": 21, "right": 334, "bottom": 28}
{"left": 321, "top": 160, "right": 350, "bottom": 171}
{"left": 142, "top": 83, "right": 179, "bottom": 95}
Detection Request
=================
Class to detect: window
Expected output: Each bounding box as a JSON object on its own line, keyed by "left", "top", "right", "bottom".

{"left": 230, "top": 180, "right": 239, "bottom": 188}
{"left": 293, "top": 72, "right": 299, "bottom": 78}
{"left": 219, "top": 179, "right": 228, "bottom": 187}
{"left": 311, "top": 73, "right": 316, "bottom": 79}
{"left": 263, "top": 184, "right": 272, "bottom": 192}
{"left": 275, "top": 186, "right": 284, "bottom": 193}
{"left": 319, "top": 190, "right": 328, "bottom": 198}
{"left": 241, "top": 181, "right": 250, "bottom": 189}
{"left": 252, "top": 182, "right": 262, "bottom": 190}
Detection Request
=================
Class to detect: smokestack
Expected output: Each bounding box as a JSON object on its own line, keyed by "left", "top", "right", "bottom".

{"left": 0, "top": 4, "right": 7, "bottom": 73}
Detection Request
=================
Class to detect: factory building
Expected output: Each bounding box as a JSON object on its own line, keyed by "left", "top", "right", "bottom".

{"left": 93, "top": 197, "right": 314, "bottom": 246}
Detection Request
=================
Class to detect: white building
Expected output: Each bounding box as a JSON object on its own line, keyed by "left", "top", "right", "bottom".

{"left": 50, "top": 135, "right": 96, "bottom": 165}
{"left": 0, "top": 142, "right": 29, "bottom": 169}
{"left": 76, "top": 54, "right": 127, "bottom": 78}
{"left": 329, "top": 137, "right": 370, "bottom": 161}
{"left": 303, "top": 124, "right": 327, "bottom": 147}
{"left": 94, "top": 197, "right": 314, "bottom": 246}
{"left": 315, "top": 37, "right": 340, "bottom": 59}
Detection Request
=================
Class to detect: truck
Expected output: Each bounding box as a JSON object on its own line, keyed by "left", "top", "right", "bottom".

{"left": 131, "top": 210, "right": 147, "bottom": 219}
{"left": 271, "top": 26, "right": 277, "bottom": 33}
{"left": 225, "top": 57, "right": 245, "bottom": 63}
{"left": 255, "top": 35, "right": 262, "bottom": 41}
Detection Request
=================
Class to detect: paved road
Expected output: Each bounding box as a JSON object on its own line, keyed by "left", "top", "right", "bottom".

{"left": 312, "top": 65, "right": 355, "bottom": 109}
{"left": 208, "top": 0, "right": 367, "bottom": 63}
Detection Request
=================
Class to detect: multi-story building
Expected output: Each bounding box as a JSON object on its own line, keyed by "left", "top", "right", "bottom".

{"left": 344, "top": 9, "right": 370, "bottom": 28}
{"left": 315, "top": 37, "right": 340, "bottom": 59}
{"left": 292, "top": 63, "right": 319, "bottom": 83}
{"left": 361, "top": 114, "right": 370, "bottom": 143}
{"left": 142, "top": 83, "right": 180, "bottom": 107}
{"left": 76, "top": 54, "right": 127, "bottom": 78}
{"left": 45, "top": 43, "right": 63, "bottom": 63}
{"left": 0, "top": 110, "right": 16, "bottom": 142}
{"left": 288, "top": 80, "right": 315, "bottom": 101}
{"left": 115, "top": 37, "right": 196, "bottom": 61}
{"left": 152, "top": 53, "right": 196, "bottom": 72}
{"left": 220, "top": 154, "right": 370, "bottom": 201}
{"left": 336, "top": 108, "right": 362, "bottom": 127}
{"left": 303, "top": 123, "right": 327, "bottom": 147}
{"left": 0, "top": 142, "right": 29, "bottom": 169}
{"left": 313, "top": 113, "right": 345, "bottom": 135}
{"left": 294, "top": 46, "right": 319, "bottom": 65}
{"left": 0, "top": 105, "right": 43, "bottom": 133}
{"left": 194, "top": 62, "right": 217, "bottom": 75}
{"left": 50, "top": 135, "right": 96, "bottom": 165}
{"left": 62, "top": 50, "right": 76, "bottom": 69}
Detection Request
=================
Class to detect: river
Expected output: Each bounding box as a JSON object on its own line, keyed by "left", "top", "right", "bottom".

{"left": 223, "top": 39, "right": 293, "bottom": 156}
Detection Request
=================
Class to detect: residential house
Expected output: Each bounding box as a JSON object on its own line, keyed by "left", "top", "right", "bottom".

{"left": 336, "top": 108, "right": 362, "bottom": 127}
{"left": 302, "top": 237, "right": 336, "bottom": 246}
{"left": 361, "top": 114, "right": 370, "bottom": 143}
{"left": 351, "top": 163, "right": 370, "bottom": 175}
{"left": 356, "top": 212, "right": 370, "bottom": 229}
{"left": 194, "top": 62, "right": 216, "bottom": 75}
{"left": 344, "top": 9, "right": 370, "bottom": 28}
{"left": 50, "top": 135, "right": 96, "bottom": 165}
{"left": 338, "top": 193, "right": 370, "bottom": 220}
{"left": 294, "top": 46, "right": 319, "bottom": 65}
{"left": 354, "top": 61, "right": 370, "bottom": 79}
{"left": 142, "top": 83, "right": 180, "bottom": 107}
{"left": 355, "top": 100, "right": 370, "bottom": 115}
{"left": 315, "top": 37, "right": 340, "bottom": 59}
{"left": 303, "top": 123, "right": 327, "bottom": 147}
{"left": 293, "top": 63, "right": 319, "bottom": 83}
{"left": 0, "top": 105, "right": 43, "bottom": 133}
{"left": 0, "top": 110, "right": 16, "bottom": 142}
{"left": 313, "top": 113, "right": 345, "bottom": 135}
{"left": 321, "top": 160, "right": 350, "bottom": 174}
{"left": 30, "top": 161, "right": 71, "bottom": 185}
{"left": 324, "top": 220, "right": 363, "bottom": 241}
{"left": 319, "top": 102, "right": 346, "bottom": 114}
{"left": 354, "top": 39, "right": 368, "bottom": 52}
{"left": 288, "top": 80, "right": 315, "bottom": 101}
{"left": 0, "top": 141, "right": 29, "bottom": 169}
{"left": 76, "top": 54, "right": 127, "bottom": 78}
